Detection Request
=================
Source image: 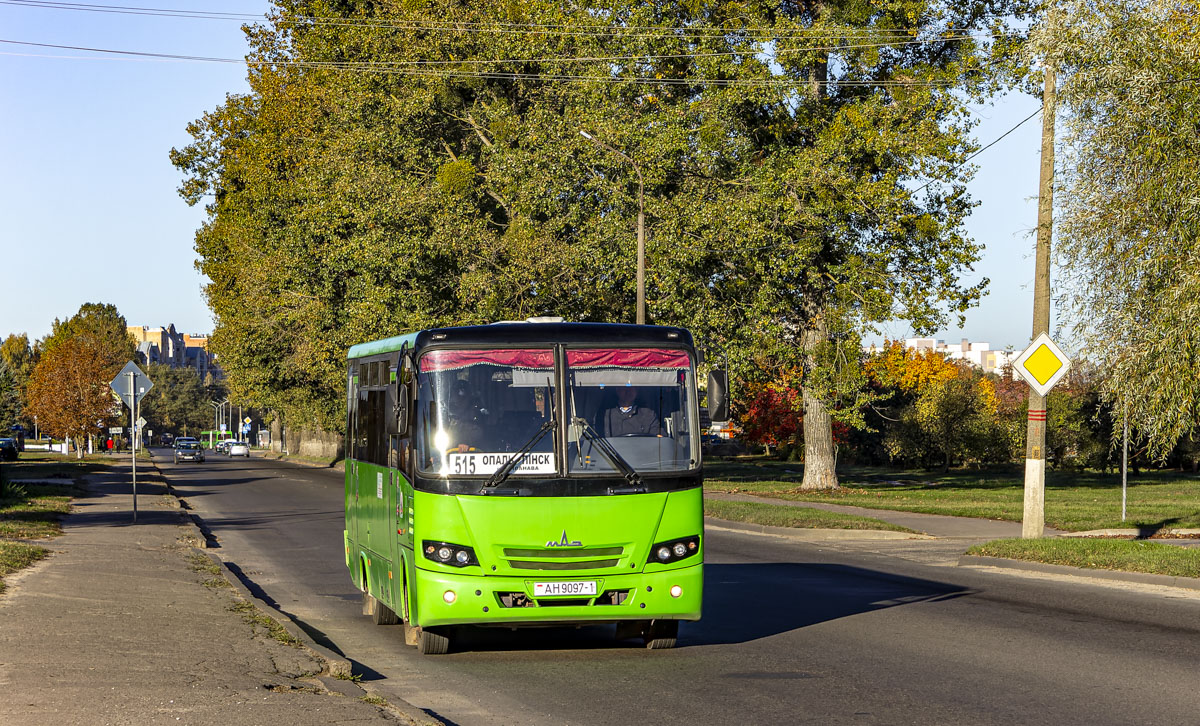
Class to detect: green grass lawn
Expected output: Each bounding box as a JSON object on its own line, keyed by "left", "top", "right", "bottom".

{"left": 704, "top": 457, "right": 1200, "bottom": 532}
{"left": 4, "top": 452, "right": 110, "bottom": 480}
{"left": 705, "top": 498, "right": 920, "bottom": 533}
{"left": 0, "top": 542, "right": 49, "bottom": 594}
{"left": 967, "top": 538, "right": 1200, "bottom": 579}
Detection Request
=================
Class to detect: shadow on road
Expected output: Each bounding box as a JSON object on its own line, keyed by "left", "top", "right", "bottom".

{"left": 430, "top": 561, "right": 971, "bottom": 654}
{"left": 690, "top": 562, "right": 971, "bottom": 646}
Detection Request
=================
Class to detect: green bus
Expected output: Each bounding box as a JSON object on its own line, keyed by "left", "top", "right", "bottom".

{"left": 344, "top": 321, "right": 712, "bottom": 654}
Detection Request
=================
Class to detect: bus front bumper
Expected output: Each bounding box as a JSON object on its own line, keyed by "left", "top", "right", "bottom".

{"left": 413, "top": 563, "right": 703, "bottom": 628}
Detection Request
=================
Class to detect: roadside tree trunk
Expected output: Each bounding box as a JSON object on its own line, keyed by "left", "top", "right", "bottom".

{"left": 800, "top": 315, "right": 838, "bottom": 490}
{"left": 801, "top": 384, "right": 838, "bottom": 489}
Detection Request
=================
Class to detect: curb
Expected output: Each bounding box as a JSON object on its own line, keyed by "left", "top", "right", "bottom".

{"left": 144, "top": 454, "right": 353, "bottom": 678}
{"left": 257, "top": 452, "right": 346, "bottom": 472}
{"left": 957, "top": 554, "right": 1200, "bottom": 591}
{"left": 197, "top": 549, "right": 354, "bottom": 678}
{"left": 704, "top": 516, "right": 934, "bottom": 541}
{"left": 149, "top": 455, "right": 443, "bottom": 725}
{"left": 198, "top": 549, "right": 443, "bottom": 725}
{"left": 1062, "top": 528, "right": 1200, "bottom": 538}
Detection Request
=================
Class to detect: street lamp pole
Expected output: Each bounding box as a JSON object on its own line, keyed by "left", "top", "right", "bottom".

{"left": 580, "top": 130, "right": 645, "bottom": 325}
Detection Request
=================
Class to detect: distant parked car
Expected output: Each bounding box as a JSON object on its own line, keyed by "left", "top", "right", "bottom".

{"left": 173, "top": 441, "right": 205, "bottom": 464}
{"left": 0, "top": 438, "right": 18, "bottom": 462}
{"left": 227, "top": 441, "right": 250, "bottom": 457}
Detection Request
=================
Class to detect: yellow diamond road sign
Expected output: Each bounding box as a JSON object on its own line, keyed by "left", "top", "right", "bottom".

{"left": 1013, "top": 333, "right": 1071, "bottom": 396}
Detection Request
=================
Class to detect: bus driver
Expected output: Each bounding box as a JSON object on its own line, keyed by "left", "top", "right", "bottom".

{"left": 602, "top": 386, "right": 661, "bottom": 436}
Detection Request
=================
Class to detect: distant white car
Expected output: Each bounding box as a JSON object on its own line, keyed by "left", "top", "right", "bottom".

{"left": 227, "top": 441, "right": 250, "bottom": 457}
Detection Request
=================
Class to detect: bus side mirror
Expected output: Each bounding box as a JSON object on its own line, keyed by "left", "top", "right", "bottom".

{"left": 707, "top": 369, "right": 729, "bottom": 423}
{"left": 394, "top": 386, "right": 410, "bottom": 436}
{"left": 394, "top": 349, "right": 412, "bottom": 436}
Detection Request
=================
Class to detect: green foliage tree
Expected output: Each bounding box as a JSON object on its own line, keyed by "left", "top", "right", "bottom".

{"left": 911, "top": 365, "right": 997, "bottom": 471}
{"left": 41, "top": 303, "right": 136, "bottom": 371}
{"left": 0, "top": 359, "right": 20, "bottom": 433}
{"left": 138, "top": 364, "right": 224, "bottom": 439}
{"left": 1035, "top": 0, "right": 1200, "bottom": 458}
{"left": 174, "top": 0, "right": 1035, "bottom": 478}
{"left": 0, "top": 334, "right": 35, "bottom": 432}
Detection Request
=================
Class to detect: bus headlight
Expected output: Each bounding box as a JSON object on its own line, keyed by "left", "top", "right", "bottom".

{"left": 647, "top": 535, "right": 700, "bottom": 565}
{"left": 423, "top": 540, "right": 479, "bottom": 568}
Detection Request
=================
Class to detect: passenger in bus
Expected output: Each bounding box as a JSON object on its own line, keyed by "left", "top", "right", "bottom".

{"left": 445, "top": 379, "right": 486, "bottom": 451}
{"left": 601, "top": 387, "right": 661, "bottom": 436}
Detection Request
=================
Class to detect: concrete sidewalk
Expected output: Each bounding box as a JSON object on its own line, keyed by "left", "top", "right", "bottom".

{"left": 0, "top": 463, "right": 405, "bottom": 725}
{"left": 706, "top": 490, "right": 1063, "bottom": 539}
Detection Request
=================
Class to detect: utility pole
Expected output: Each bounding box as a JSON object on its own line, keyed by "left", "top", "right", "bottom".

{"left": 1022, "top": 62, "right": 1057, "bottom": 539}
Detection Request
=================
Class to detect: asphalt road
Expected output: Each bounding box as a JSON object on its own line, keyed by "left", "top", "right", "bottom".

{"left": 156, "top": 450, "right": 1200, "bottom": 726}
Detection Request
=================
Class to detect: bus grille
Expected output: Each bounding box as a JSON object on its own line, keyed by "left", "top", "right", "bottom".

{"left": 502, "top": 546, "right": 625, "bottom": 571}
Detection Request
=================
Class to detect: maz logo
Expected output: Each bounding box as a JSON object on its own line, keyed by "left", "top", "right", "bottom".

{"left": 546, "top": 530, "right": 583, "bottom": 547}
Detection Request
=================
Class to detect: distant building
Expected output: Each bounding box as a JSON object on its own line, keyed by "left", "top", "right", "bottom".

{"left": 865, "top": 338, "right": 1018, "bottom": 377}
{"left": 128, "top": 324, "right": 220, "bottom": 379}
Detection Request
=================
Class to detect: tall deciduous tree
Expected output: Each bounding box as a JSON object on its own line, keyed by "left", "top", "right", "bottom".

{"left": 175, "top": 0, "right": 1034, "bottom": 480}
{"left": 26, "top": 336, "right": 119, "bottom": 457}
{"left": 41, "top": 303, "right": 136, "bottom": 370}
{"left": 1035, "top": 0, "right": 1200, "bottom": 458}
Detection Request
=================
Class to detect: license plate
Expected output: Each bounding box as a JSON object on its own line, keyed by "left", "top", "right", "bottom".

{"left": 533, "top": 581, "right": 597, "bottom": 597}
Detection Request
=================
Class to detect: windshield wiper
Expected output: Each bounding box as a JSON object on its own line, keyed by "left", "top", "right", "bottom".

{"left": 481, "top": 420, "right": 555, "bottom": 492}
{"left": 572, "top": 417, "right": 642, "bottom": 486}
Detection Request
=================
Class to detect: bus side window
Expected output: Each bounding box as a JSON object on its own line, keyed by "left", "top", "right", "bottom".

{"left": 347, "top": 364, "right": 358, "bottom": 458}
{"left": 356, "top": 364, "right": 368, "bottom": 461}
{"left": 372, "top": 386, "right": 388, "bottom": 467}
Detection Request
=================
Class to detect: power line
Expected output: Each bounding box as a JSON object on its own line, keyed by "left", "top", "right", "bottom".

{"left": 0, "top": 0, "right": 1019, "bottom": 41}
{"left": 911, "top": 106, "right": 1044, "bottom": 195}
{"left": 0, "top": 38, "right": 987, "bottom": 87}
{"left": 0, "top": 33, "right": 987, "bottom": 68}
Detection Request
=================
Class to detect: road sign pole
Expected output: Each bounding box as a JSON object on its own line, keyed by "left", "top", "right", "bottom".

{"left": 130, "top": 370, "right": 137, "bottom": 524}
{"left": 1122, "top": 401, "right": 1128, "bottom": 522}
{"left": 109, "top": 361, "right": 153, "bottom": 525}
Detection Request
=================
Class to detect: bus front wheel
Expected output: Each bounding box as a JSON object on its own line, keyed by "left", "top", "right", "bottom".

{"left": 409, "top": 626, "right": 449, "bottom": 655}
{"left": 644, "top": 620, "right": 678, "bottom": 649}
{"left": 361, "top": 589, "right": 399, "bottom": 625}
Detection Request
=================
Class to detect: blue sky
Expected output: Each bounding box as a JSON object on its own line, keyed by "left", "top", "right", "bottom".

{"left": 0, "top": 1, "right": 1046, "bottom": 351}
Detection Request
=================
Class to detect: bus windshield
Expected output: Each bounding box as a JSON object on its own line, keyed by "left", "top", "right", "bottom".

{"left": 416, "top": 349, "right": 556, "bottom": 477}
{"left": 414, "top": 346, "right": 698, "bottom": 478}
{"left": 566, "top": 348, "right": 697, "bottom": 474}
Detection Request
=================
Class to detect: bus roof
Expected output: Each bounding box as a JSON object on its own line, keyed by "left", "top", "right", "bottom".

{"left": 346, "top": 322, "right": 693, "bottom": 360}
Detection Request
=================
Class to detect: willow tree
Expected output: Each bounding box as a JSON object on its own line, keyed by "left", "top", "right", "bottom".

{"left": 175, "top": 0, "right": 1032, "bottom": 483}
{"left": 1035, "top": 0, "right": 1200, "bottom": 457}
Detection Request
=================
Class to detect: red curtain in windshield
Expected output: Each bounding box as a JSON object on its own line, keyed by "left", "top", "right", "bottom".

{"left": 419, "top": 349, "right": 554, "bottom": 372}
{"left": 567, "top": 348, "right": 690, "bottom": 369}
